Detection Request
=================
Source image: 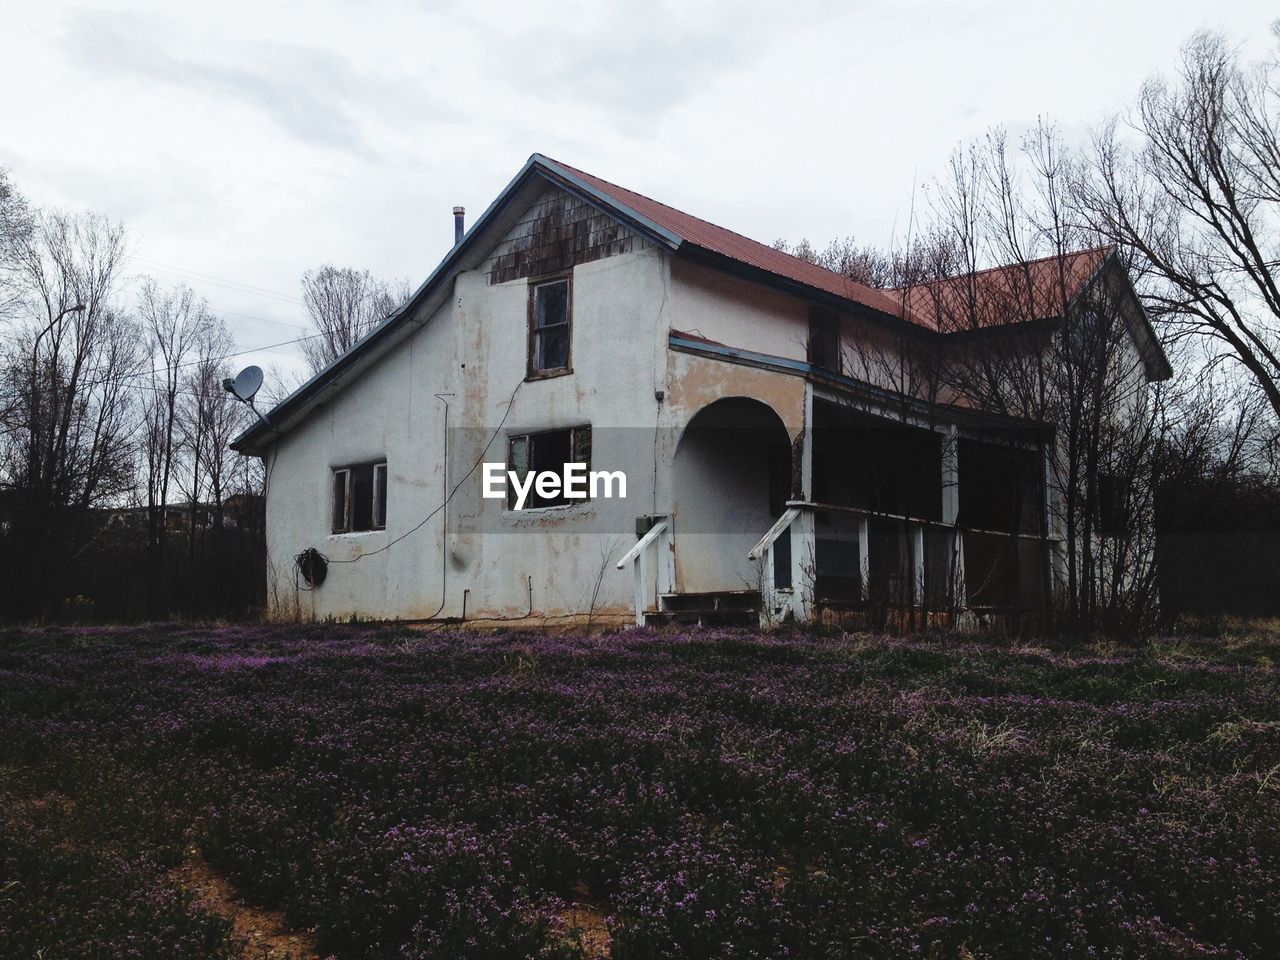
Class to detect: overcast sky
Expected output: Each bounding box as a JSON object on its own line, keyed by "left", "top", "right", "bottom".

{"left": 1, "top": 0, "right": 1275, "bottom": 389}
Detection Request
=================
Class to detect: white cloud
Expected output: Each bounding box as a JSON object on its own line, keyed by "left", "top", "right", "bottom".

{"left": 1, "top": 0, "right": 1275, "bottom": 385}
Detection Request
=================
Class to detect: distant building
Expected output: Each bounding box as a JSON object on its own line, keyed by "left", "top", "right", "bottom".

{"left": 99, "top": 495, "right": 262, "bottom": 534}
{"left": 221, "top": 494, "right": 265, "bottom": 531}
{"left": 99, "top": 503, "right": 211, "bottom": 534}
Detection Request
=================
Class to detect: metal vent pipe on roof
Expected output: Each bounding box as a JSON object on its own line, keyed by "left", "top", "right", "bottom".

{"left": 453, "top": 206, "right": 465, "bottom": 245}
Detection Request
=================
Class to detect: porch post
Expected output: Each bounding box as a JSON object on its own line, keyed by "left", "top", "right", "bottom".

{"left": 941, "top": 426, "right": 960, "bottom": 525}
{"left": 951, "top": 530, "right": 967, "bottom": 613}
{"left": 911, "top": 523, "right": 925, "bottom": 606}
{"left": 1043, "top": 438, "right": 1066, "bottom": 604}
{"left": 762, "top": 540, "right": 776, "bottom": 626}
{"left": 657, "top": 516, "right": 675, "bottom": 597}
{"left": 856, "top": 515, "right": 870, "bottom": 604}
{"left": 789, "top": 508, "right": 816, "bottom": 621}
{"left": 790, "top": 384, "right": 816, "bottom": 622}
{"left": 798, "top": 382, "right": 814, "bottom": 497}
{"left": 634, "top": 548, "right": 648, "bottom": 627}
{"left": 941, "top": 425, "right": 966, "bottom": 611}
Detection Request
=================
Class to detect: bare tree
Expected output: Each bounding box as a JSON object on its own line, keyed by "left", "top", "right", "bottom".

{"left": 0, "top": 172, "right": 31, "bottom": 436}
{"left": 138, "top": 280, "right": 211, "bottom": 613}
{"left": 180, "top": 318, "right": 240, "bottom": 523}
{"left": 1076, "top": 30, "right": 1280, "bottom": 427}
{"left": 177, "top": 317, "right": 247, "bottom": 612}
{"left": 0, "top": 171, "right": 270, "bottom": 620}
{"left": 0, "top": 209, "right": 142, "bottom": 617}
{"left": 300, "top": 266, "right": 408, "bottom": 375}
{"left": 788, "top": 125, "right": 1170, "bottom": 635}
{"left": 772, "top": 236, "right": 904, "bottom": 287}
{"left": 0, "top": 169, "right": 31, "bottom": 320}
{"left": 923, "top": 126, "right": 1166, "bottom": 634}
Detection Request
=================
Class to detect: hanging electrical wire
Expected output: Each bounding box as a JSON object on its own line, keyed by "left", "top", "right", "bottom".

{"left": 326, "top": 377, "right": 524, "bottom": 565}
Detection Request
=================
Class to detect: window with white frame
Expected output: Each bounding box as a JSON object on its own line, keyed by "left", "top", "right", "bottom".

{"left": 332, "top": 461, "right": 387, "bottom": 533}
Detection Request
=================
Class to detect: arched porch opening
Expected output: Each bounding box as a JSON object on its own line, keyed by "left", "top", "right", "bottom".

{"left": 671, "top": 397, "right": 792, "bottom": 595}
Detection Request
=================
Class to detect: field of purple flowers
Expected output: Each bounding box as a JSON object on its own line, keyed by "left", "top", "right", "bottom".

{"left": 2, "top": 624, "right": 1279, "bottom": 959}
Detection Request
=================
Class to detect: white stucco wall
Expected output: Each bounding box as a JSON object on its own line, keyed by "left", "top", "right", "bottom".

{"left": 263, "top": 289, "right": 455, "bottom": 620}
{"left": 667, "top": 259, "right": 808, "bottom": 360}
{"left": 265, "top": 244, "right": 673, "bottom": 621}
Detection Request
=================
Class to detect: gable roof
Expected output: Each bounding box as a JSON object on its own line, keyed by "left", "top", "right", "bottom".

{"left": 232, "top": 154, "right": 1169, "bottom": 453}
{"left": 888, "top": 247, "right": 1110, "bottom": 331}
{"left": 886, "top": 246, "right": 1170, "bottom": 380}
{"left": 549, "top": 159, "right": 913, "bottom": 324}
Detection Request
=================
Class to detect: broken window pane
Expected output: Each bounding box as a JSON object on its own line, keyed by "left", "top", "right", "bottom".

{"left": 529, "top": 429, "right": 572, "bottom": 508}
{"left": 331, "top": 461, "right": 387, "bottom": 533}
{"left": 571, "top": 424, "right": 592, "bottom": 470}
{"left": 351, "top": 465, "right": 374, "bottom": 532}
{"left": 957, "top": 440, "right": 1041, "bottom": 535}
{"left": 506, "top": 426, "right": 591, "bottom": 509}
{"left": 537, "top": 279, "right": 567, "bottom": 327}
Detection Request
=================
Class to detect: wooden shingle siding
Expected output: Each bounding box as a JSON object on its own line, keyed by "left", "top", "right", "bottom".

{"left": 485, "top": 186, "right": 645, "bottom": 285}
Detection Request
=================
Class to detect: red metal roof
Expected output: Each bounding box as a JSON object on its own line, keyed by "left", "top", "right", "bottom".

{"left": 887, "top": 247, "right": 1111, "bottom": 331}
{"left": 550, "top": 159, "right": 914, "bottom": 323}
{"left": 550, "top": 157, "right": 1110, "bottom": 334}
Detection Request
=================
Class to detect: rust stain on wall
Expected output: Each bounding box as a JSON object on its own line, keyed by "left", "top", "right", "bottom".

{"left": 666, "top": 352, "right": 806, "bottom": 436}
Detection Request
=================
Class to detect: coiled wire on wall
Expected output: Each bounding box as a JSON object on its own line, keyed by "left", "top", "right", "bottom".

{"left": 294, "top": 548, "right": 328, "bottom": 590}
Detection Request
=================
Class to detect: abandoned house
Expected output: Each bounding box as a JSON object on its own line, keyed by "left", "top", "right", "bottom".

{"left": 231, "top": 154, "right": 1171, "bottom": 626}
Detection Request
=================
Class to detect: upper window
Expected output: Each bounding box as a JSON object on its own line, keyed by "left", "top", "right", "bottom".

{"left": 808, "top": 308, "right": 841, "bottom": 373}
{"left": 507, "top": 425, "right": 591, "bottom": 509}
{"left": 528, "top": 276, "right": 571, "bottom": 377}
{"left": 332, "top": 461, "right": 387, "bottom": 533}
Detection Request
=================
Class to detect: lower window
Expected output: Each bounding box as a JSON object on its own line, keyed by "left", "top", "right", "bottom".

{"left": 507, "top": 426, "right": 591, "bottom": 509}
{"left": 332, "top": 461, "right": 387, "bottom": 533}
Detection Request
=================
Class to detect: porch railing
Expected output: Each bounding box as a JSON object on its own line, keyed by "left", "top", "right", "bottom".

{"left": 616, "top": 516, "right": 674, "bottom": 626}
{"left": 747, "top": 505, "right": 808, "bottom": 623}
{"left": 765, "top": 499, "right": 1060, "bottom": 614}
{"left": 747, "top": 506, "right": 801, "bottom": 562}
{"left": 780, "top": 500, "right": 949, "bottom": 608}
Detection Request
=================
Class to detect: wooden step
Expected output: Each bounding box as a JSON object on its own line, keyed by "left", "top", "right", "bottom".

{"left": 659, "top": 590, "right": 760, "bottom": 613}
{"left": 645, "top": 607, "right": 759, "bottom": 628}
{"left": 648, "top": 590, "right": 761, "bottom": 628}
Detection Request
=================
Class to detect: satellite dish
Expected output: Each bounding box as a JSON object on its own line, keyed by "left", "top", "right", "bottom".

{"left": 226, "top": 365, "right": 264, "bottom": 404}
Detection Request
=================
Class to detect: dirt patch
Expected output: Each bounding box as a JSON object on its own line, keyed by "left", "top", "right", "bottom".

{"left": 554, "top": 899, "right": 611, "bottom": 958}
{"left": 172, "top": 848, "right": 323, "bottom": 960}
{"left": 547, "top": 881, "right": 612, "bottom": 958}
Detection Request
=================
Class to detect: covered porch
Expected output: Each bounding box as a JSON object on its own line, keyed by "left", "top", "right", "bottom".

{"left": 622, "top": 385, "right": 1058, "bottom": 627}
